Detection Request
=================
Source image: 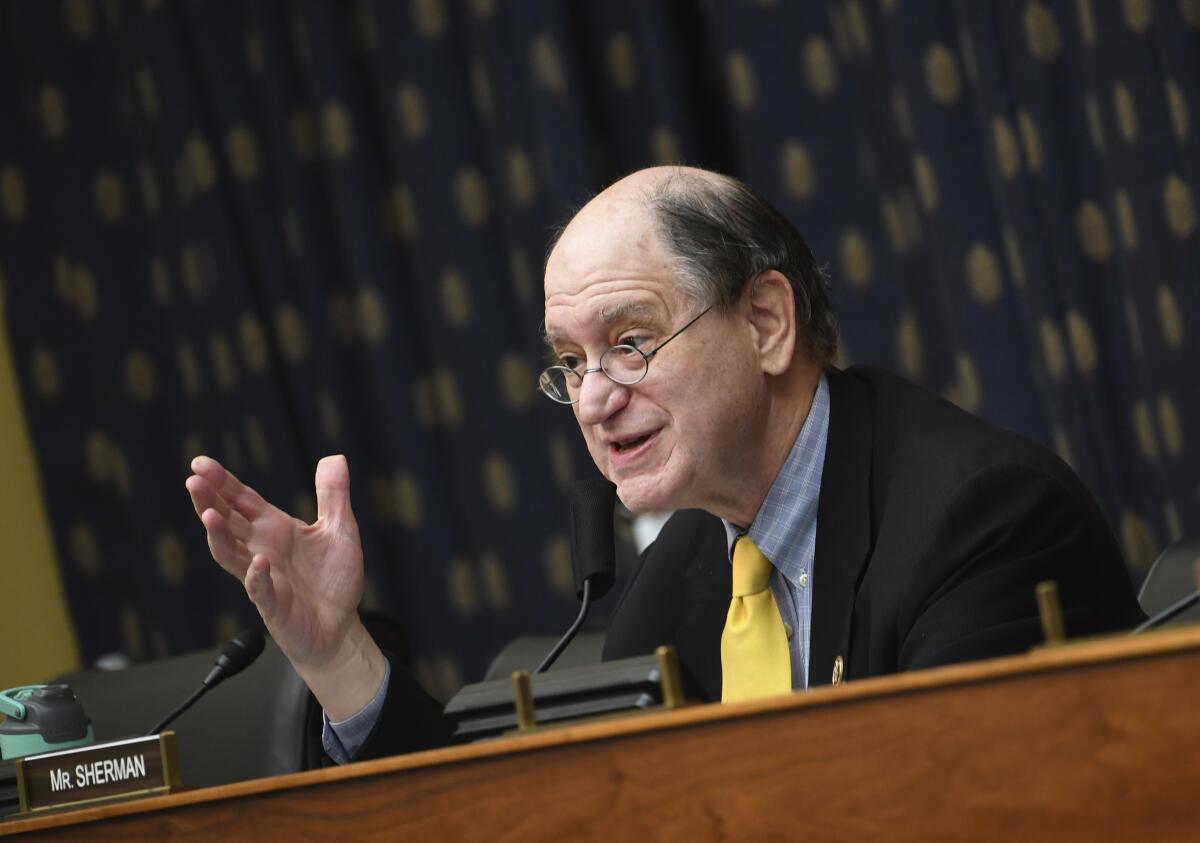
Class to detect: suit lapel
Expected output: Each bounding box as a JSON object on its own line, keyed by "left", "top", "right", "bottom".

{"left": 810, "top": 367, "right": 875, "bottom": 686}
{"left": 672, "top": 525, "right": 732, "bottom": 702}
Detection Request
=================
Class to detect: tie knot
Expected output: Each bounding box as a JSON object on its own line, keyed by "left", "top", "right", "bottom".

{"left": 731, "top": 537, "right": 773, "bottom": 597}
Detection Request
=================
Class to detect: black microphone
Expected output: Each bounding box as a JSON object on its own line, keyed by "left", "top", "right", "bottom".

{"left": 202, "top": 627, "right": 266, "bottom": 688}
{"left": 535, "top": 478, "right": 617, "bottom": 674}
{"left": 146, "top": 627, "right": 266, "bottom": 735}
{"left": 568, "top": 477, "right": 617, "bottom": 601}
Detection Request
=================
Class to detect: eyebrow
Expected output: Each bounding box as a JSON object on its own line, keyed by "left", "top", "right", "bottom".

{"left": 542, "top": 301, "right": 661, "bottom": 351}
{"left": 599, "top": 301, "right": 658, "bottom": 325}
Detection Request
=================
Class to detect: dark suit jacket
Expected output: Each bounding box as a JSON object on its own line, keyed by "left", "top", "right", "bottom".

{"left": 603, "top": 366, "right": 1145, "bottom": 698}
{"left": 354, "top": 365, "right": 1144, "bottom": 758}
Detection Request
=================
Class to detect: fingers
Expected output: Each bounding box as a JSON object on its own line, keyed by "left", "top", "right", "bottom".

{"left": 190, "top": 455, "right": 269, "bottom": 519}
{"left": 186, "top": 474, "right": 252, "bottom": 541}
{"left": 244, "top": 554, "right": 276, "bottom": 616}
{"left": 315, "top": 455, "right": 353, "bottom": 525}
{"left": 201, "top": 507, "right": 252, "bottom": 580}
{"left": 186, "top": 474, "right": 230, "bottom": 519}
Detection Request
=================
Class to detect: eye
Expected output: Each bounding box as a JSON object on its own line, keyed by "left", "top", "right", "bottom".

{"left": 557, "top": 353, "right": 583, "bottom": 372}
{"left": 616, "top": 333, "right": 651, "bottom": 350}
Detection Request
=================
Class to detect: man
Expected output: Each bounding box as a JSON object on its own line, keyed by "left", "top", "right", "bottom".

{"left": 186, "top": 166, "right": 1143, "bottom": 762}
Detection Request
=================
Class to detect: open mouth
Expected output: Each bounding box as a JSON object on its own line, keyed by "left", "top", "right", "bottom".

{"left": 612, "top": 431, "right": 655, "bottom": 454}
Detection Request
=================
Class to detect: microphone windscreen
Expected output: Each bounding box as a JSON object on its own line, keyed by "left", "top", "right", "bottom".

{"left": 216, "top": 627, "right": 266, "bottom": 679}
{"left": 569, "top": 477, "right": 617, "bottom": 600}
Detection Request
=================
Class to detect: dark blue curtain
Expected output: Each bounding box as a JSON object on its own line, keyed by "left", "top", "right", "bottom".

{"left": 0, "top": 0, "right": 1194, "bottom": 692}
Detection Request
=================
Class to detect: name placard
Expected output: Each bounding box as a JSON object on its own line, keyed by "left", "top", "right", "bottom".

{"left": 14, "top": 732, "right": 180, "bottom": 814}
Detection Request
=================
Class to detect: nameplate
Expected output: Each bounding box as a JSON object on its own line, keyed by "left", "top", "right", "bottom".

{"left": 14, "top": 732, "right": 180, "bottom": 814}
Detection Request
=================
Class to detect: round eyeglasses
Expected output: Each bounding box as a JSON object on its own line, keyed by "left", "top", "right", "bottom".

{"left": 538, "top": 305, "right": 712, "bottom": 405}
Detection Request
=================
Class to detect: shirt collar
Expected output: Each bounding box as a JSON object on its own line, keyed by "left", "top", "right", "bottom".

{"left": 721, "top": 373, "right": 830, "bottom": 586}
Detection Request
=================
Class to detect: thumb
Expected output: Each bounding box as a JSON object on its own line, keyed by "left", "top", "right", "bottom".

{"left": 315, "top": 454, "right": 352, "bottom": 525}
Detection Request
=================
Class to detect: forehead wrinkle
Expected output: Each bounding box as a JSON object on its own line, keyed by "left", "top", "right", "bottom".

{"left": 542, "top": 301, "right": 655, "bottom": 351}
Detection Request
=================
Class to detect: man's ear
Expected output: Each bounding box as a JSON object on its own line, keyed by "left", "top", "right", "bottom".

{"left": 746, "top": 270, "right": 796, "bottom": 375}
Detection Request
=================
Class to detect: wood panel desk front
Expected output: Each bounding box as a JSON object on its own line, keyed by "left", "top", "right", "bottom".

{"left": 5, "top": 626, "right": 1199, "bottom": 841}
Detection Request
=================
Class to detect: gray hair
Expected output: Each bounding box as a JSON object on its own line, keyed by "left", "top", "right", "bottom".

{"left": 645, "top": 171, "right": 839, "bottom": 364}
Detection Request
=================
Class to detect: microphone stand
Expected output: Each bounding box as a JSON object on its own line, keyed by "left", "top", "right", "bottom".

{"left": 534, "top": 579, "right": 593, "bottom": 674}
{"left": 146, "top": 686, "right": 207, "bottom": 736}
{"left": 145, "top": 628, "right": 265, "bottom": 735}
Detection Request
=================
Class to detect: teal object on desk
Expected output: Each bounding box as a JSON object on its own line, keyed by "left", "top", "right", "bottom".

{"left": 0, "top": 685, "right": 94, "bottom": 760}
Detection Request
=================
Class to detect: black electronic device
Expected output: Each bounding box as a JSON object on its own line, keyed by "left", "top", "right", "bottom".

{"left": 0, "top": 685, "right": 94, "bottom": 761}
{"left": 0, "top": 759, "right": 18, "bottom": 818}
{"left": 445, "top": 652, "right": 695, "bottom": 742}
{"left": 0, "top": 684, "right": 95, "bottom": 817}
{"left": 1132, "top": 590, "right": 1200, "bottom": 634}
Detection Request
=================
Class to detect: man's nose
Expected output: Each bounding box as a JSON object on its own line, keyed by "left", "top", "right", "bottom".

{"left": 574, "top": 368, "right": 628, "bottom": 424}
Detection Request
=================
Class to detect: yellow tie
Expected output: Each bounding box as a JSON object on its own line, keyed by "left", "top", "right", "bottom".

{"left": 721, "top": 536, "right": 792, "bottom": 702}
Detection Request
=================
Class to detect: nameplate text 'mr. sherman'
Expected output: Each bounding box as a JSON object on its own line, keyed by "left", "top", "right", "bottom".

{"left": 15, "top": 732, "right": 180, "bottom": 813}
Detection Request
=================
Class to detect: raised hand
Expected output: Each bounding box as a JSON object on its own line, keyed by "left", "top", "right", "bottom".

{"left": 186, "top": 454, "right": 386, "bottom": 720}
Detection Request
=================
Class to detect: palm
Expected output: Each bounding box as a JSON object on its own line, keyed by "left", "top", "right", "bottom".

{"left": 252, "top": 507, "right": 363, "bottom": 666}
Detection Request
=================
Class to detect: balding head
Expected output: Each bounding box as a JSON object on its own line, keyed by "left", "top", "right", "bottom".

{"left": 540, "top": 166, "right": 832, "bottom": 522}
{"left": 547, "top": 166, "right": 838, "bottom": 364}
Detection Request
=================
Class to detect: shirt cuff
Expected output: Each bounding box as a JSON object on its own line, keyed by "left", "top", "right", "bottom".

{"left": 321, "top": 657, "right": 392, "bottom": 764}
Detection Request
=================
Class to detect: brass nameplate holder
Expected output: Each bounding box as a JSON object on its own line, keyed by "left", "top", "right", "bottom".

{"left": 14, "top": 732, "right": 180, "bottom": 815}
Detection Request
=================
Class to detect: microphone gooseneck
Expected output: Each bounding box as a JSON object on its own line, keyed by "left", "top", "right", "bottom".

{"left": 534, "top": 478, "right": 618, "bottom": 674}
{"left": 535, "top": 579, "right": 592, "bottom": 674}
{"left": 146, "top": 627, "right": 266, "bottom": 736}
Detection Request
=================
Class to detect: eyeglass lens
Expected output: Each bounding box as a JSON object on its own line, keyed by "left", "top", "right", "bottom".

{"left": 539, "top": 345, "right": 650, "bottom": 403}
{"left": 600, "top": 345, "right": 646, "bottom": 382}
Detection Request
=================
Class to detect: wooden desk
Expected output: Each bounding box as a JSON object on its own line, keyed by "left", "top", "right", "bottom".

{"left": 5, "top": 626, "right": 1200, "bottom": 841}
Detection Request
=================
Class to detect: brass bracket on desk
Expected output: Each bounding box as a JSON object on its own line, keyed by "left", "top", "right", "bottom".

{"left": 510, "top": 672, "right": 537, "bottom": 731}
{"left": 1036, "top": 580, "right": 1066, "bottom": 646}
{"left": 655, "top": 646, "right": 686, "bottom": 709}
